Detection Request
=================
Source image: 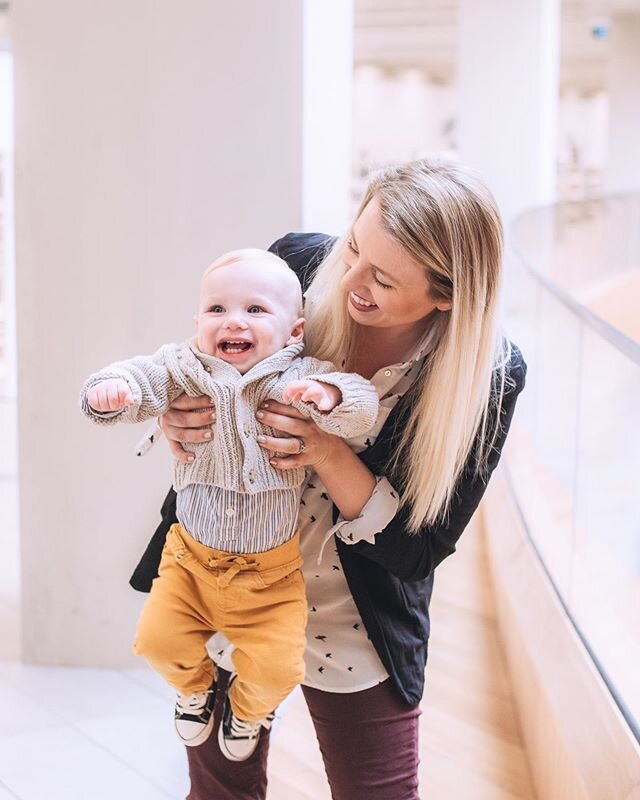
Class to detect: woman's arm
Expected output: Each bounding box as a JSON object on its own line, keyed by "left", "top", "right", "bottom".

{"left": 315, "top": 438, "right": 378, "bottom": 521}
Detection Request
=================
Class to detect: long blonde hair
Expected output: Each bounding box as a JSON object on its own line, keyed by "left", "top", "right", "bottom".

{"left": 304, "top": 158, "right": 512, "bottom": 532}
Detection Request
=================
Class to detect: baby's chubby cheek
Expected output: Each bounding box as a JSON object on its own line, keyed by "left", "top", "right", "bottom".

{"left": 196, "top": 335, "right": 218, "bottom": 357}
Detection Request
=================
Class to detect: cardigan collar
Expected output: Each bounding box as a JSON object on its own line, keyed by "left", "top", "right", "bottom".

{"left": 187, "top": 339, "right": 305, "bottom": 386}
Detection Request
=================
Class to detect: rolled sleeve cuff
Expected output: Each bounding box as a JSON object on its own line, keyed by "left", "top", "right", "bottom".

{"left": 330, "top": 476, "right": 400, "bottom": 546}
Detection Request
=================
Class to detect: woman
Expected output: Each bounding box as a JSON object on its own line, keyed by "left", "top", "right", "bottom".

{"left": 131, "top": 158, "right": 526, "bottom": 799}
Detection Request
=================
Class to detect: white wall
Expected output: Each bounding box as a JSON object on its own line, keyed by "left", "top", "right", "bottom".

{"left": 303, "top": 0, "right": 354, "bottom": 234}
{"left": 14, "top": 0, "right": 305, "bottom": 666}
{"left": 457, "top": 0, "right": 561, "bottom": 228}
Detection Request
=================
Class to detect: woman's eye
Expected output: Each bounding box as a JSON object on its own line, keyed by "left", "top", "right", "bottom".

{"left": 374, "top": 273, "right": 393, "bottom": 290}
{"left": 248, "top": 305, "right": 265, "bottom": 313}
{"left": 346, "top": 238, "right": 358, "bottom": 254}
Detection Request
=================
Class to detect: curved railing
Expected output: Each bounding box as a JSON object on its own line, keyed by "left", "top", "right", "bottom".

{"left": 505, "top": 193, "right": 640, "bottom": 739}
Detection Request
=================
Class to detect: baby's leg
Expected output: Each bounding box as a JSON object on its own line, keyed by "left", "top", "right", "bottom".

{"left": 133, "top": 543, "right": 217, "bottom": 695}
{"left": 225, "top": 564, "right": 307, "bottom": 722}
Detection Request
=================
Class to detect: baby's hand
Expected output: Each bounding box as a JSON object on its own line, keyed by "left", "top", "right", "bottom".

{"left": 87, "top": 379, "right": 134, "bottom": 413}
{"left": 282, "top": 379, "right": 342, "bottom": 412}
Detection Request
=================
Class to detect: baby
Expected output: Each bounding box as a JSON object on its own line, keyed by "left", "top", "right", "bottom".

{"left": 80, "top": 249, "right": 378, "bottom": 761}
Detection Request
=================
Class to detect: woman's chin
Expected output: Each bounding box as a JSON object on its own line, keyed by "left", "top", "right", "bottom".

{"left": 347, "top": 304, "right": 378, "bottom": 326}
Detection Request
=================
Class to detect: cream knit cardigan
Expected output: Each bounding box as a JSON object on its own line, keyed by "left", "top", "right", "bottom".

{"left": 81, "top": 341, "right": 379, "bottom": 494}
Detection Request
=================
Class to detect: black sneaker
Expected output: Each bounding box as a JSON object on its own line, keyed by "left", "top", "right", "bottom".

{"left": 217, "top": 675, "right": 275, "bottom": 761}
{"left": 174, "top": 679, "right": 217, "bottom": 747}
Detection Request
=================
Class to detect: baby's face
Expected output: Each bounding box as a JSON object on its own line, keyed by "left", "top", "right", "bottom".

{"left": 196, "top": 260, "right": 304, "bottom": 373}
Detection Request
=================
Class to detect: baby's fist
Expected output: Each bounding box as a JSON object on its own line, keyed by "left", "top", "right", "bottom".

{"left": 283, "top": 379, "right": 342, "bottom": 412}
{"left": 87, "top": 379, "right": 134, "bottom": 413}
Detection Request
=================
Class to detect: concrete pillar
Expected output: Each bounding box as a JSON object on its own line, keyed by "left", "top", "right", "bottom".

{"left": 13, "top": 0, "right": 307, "bottom": 666}
{"left": 457, "top": 0, "right": 561, "bottom": 228}
{"left": 303, "top": 0, "right": 354, "bottom": 233}
{"left": 606, "top": 14, "right": 640, "bottom": 194}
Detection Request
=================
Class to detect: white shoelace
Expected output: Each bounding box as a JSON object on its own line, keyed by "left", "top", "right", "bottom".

{"left": 230, "top": 711, "right": 275, "bottom": 738}
{"left": 176, "top": 689, "right": 211, "bottom": 715}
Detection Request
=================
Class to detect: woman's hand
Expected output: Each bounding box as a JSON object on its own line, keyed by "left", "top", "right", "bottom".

{"left": 256, "top": 400, "right": 343, "bottom": 470}
{"left": 158, "top": 394, "right": 216, "bottom": 463}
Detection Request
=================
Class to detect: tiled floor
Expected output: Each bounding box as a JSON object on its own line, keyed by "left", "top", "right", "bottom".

{"left": 0, "top": 662, "right": 190, "bottom": 799}
{"left": 0, "top": 661, "right": 305, "bottom": 800}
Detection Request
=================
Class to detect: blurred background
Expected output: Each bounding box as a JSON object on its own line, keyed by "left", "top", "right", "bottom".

{"left": 0, "top": 1, "right": 638, "bottom": 798}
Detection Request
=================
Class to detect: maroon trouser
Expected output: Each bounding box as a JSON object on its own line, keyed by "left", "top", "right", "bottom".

{"left": 187, "top": 668, "right": 421, "bottom": 800}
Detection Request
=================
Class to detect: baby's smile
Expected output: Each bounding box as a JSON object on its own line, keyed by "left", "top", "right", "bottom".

{"left": 217, "top": 338, "right": 255, "bottom": 358}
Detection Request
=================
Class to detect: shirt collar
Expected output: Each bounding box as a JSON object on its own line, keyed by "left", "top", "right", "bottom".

{"left": 399, "top": 323, "right": 440, "bottom": 368}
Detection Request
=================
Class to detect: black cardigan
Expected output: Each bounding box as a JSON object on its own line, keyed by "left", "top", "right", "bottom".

{"left": 130, "top": 232, "right": 527, "bottom": 706}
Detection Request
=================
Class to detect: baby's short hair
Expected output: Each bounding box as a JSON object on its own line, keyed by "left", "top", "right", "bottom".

{"left": 202, "top": 248, "right": 303, "bottom": 316}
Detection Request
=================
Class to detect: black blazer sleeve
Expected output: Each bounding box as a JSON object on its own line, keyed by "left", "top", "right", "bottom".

{"left": 346, "top": 345, "right": 527, "bottom": 582}
{"left": 129, "top": 232, "right": 337, "bottom": 592}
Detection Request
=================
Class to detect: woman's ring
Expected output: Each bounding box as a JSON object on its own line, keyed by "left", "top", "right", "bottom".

{"left": 297, "top": 438, "right": 306, "bottom": 455}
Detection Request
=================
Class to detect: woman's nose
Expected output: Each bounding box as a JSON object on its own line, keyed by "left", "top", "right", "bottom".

{"left": 341, "top": 261, "right": 366, "bottom": 292}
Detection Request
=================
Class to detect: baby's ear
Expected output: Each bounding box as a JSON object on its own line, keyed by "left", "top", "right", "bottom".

{"left": 287, "top": 317, "right": 305, "bottom": 344}
{"left": 193, "top": 314, "right": 199, "bottom": 329}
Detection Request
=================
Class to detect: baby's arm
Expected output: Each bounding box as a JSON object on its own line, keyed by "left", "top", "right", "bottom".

{"left": 80, "top": 345, "right": 184, "bottom": 425}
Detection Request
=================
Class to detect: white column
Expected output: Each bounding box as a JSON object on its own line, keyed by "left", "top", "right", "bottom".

{"left": 606, "top": 14, "right": 640, "bottom": 194}
{"left": 303, "top": 0, "right": 354, "bottom": 234}
{"left": 0, "top": 45, "right": 15, "bottom": 399}
{"left": 14, "top": 0, "right": 304, "bottom": 666}
{"left": 457, "top": 0, "right": 561, "bottom": 228}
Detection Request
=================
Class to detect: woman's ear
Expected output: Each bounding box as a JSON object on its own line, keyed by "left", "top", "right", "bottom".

{"left": 287, "top": 317, "right": 306, "bottom": 344}
{"left": 435, "top": 300, "right": 452, "bottom": 312}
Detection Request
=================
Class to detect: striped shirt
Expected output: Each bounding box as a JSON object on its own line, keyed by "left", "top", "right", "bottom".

{"left": 176, "top": 485, "right": 301, "bottom": 552}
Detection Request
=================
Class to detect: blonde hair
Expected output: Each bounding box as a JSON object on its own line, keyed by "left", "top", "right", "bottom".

{"left": 202, "top": 248, "right": 303, "bottom": 315}
{"left": 304, "top": 158, "right": 512, "bottom": 532}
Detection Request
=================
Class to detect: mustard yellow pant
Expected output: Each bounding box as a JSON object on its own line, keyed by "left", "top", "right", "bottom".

{"left": 133, "top": 523, "right": 307, "bottom": 722}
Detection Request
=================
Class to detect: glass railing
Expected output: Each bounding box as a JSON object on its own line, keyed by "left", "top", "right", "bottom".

{"left": 505, "top": 194, "right": 640, "bottom": 739}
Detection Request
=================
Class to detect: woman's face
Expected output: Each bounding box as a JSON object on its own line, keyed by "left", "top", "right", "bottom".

{"left": 340, "top": 198, "right": 451, "bottom": 336}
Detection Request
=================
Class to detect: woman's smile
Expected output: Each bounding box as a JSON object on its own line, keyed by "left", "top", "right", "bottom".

{"left": 349, "top": 291, "right": 379, "bottom": 312}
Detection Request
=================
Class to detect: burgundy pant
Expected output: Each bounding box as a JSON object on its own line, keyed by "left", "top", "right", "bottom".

{"left": 186, "top": 668, "right": 421, "bottom": 800}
